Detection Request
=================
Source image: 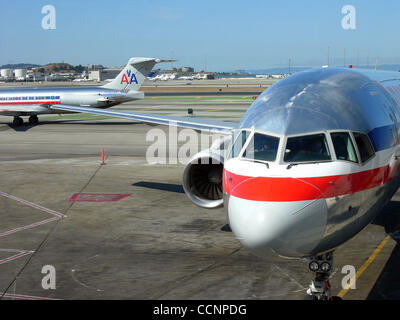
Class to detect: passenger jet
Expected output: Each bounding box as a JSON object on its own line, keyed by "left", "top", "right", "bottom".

{"left": 49, "top": 63, "right": 400, "bottom": 300}
{"left": 0, "top": 57, "right": 172, "bottom": 126}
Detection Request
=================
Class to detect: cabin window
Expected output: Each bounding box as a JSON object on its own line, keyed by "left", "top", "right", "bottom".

{"left": 284, "top": 133, "right": 331, "bottom": 162}
{"left": 242, "top": 133, "right": 280, "bottom": 162}
{"left": 230, "top": 130, "right": 250, "bottom": 158}
{"left": 331, "top": 132, "right": 358, "bottom": 163}
{"left": 353, "top": 132, "right": 375, "bottom": 163}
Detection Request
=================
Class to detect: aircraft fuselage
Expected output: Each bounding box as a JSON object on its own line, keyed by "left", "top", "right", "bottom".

{"left": 0, "top": 86, "right": 143, "bottom": 117}
{"left": 223, "top": 68, "right": 400, "bottom": 258}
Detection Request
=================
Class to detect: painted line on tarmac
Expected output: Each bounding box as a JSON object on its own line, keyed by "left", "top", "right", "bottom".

{"left": 0, "top": 292, "right": 59, "bottom": 300}
{"left": 0, "top": 190, "right": 66, "bottom": 238}
{"left": 0, "top": 191, "right": 66, "bottom": 301}
{"left": 0, "top": 191, "right": 66, "bottom": 218}
{"left": 0, "top": 217, "right": 60, "bottom": 238}
{"left": 0, "top": 249, "right": 34, "bottom": 265}
{"left": 337, "top": 235, "right": 391, "bottom": 298}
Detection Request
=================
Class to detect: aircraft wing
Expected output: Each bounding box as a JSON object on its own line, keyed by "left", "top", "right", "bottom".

{"left": 50, "top": 105, "right": 237, "bottom": 134}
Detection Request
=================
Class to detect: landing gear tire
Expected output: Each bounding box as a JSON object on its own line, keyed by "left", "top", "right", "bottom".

{"left": 306, "top": 251, "right": 336, "bottom": 300}
{"left": 28, "top": 115, "right": 39, "bottom": 125}
{"left": 13, "top": 116, "right": 23, "bottom": 126}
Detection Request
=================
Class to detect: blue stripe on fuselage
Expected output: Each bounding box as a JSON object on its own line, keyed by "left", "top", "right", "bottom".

{"left": 368, "top": 124, "right": 397, "bottom": 152}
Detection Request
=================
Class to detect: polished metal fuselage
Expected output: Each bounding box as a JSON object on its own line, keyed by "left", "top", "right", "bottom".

{"left": 0, "top": 86, "right": 141, "bottom": 117}
{"left": 224, "top": 68, "right": 400, "bottom": 257}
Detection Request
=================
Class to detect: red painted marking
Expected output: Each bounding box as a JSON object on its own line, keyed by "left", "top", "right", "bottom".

{"left": 223, "top": 165, "right": 395, "bottom": 202}
{"left": 69, "top": 193, "right": 131, "bottom": 202}
{"left": 120, "top": 74, "right": 129, "bottom": 85}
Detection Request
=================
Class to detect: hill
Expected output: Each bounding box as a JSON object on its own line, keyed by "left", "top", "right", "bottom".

{"left": 0, "top": 63, "right": 40, "bottom": 69}
{"left": 32, "top": 62, "right": 77, "bottom": 74}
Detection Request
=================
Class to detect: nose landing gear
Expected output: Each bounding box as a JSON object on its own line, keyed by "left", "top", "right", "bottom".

{"left": 306, "top": 251, "right": 341, "bottom": 300}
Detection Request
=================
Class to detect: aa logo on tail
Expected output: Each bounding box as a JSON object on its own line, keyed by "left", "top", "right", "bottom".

{"left": 121, "top": 70, "right": 138, "bottom": 85}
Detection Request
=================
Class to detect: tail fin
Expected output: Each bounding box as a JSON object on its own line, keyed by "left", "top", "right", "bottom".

{"left": 102, "top": 57, "right": 160, "bottom": 91}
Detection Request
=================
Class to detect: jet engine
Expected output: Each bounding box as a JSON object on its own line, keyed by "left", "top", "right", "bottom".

{"left": 60, "top": 94, "right": 106, "bottom": 107}
{"left": 182, "top": 136, "right": 231, "bottom": 209}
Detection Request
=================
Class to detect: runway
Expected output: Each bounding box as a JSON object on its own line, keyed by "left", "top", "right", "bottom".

{"left": 0, "top": 98, "right": 399, "bottom": 300}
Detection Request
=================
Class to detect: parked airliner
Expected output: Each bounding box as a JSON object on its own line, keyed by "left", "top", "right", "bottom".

{"left": 50, "top": 65, "right": 400, "bottom": 299}
{"left": 0, "top": 57, "right": 172, "bottom": 126}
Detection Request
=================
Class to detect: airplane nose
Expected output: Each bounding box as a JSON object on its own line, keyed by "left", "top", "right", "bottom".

{"left": 227, "top": 178, "right": 328, "bottom": 258}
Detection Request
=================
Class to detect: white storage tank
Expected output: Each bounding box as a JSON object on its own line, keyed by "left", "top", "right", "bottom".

{"left": 1, "top": 69, "right": 13, "bottom": 79}
{"left": 14, "top": 68, "right": 27, "bottom": 80}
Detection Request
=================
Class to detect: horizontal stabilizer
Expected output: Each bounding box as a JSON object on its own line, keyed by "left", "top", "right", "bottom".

{"left": 155, "top": 59, "right": 178, "bottom": 63}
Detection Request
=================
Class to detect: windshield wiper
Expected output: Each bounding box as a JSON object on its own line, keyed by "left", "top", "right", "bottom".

{"left": 254, "top": 159, "right": 269, "bottom": 169}
{"left": 242, "top": 158, "right": 269, "bottom": 168}
{"left": 286, "top": 161, "right": 331, "bottom": 169}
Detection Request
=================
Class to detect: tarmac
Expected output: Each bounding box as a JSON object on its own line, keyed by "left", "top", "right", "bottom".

{"left": 0, "top": 78, "right": 275, "bottom": 96}
{"left": 0, "top": 95, "right": 399, "bottom": 300}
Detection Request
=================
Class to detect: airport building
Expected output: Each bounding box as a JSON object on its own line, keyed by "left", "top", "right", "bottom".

{"left": 87, "top": 64, "right": 104, "bottom": 70}
{"left": 179, "top": 66, "right": 194, "bottom": 73}
{"left": 89, "top": 68, "right": 121, "bottom": 81}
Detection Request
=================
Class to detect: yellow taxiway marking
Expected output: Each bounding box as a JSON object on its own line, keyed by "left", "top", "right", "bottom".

{"left": 337, "top": 235, "right": 391, "bottom": 298}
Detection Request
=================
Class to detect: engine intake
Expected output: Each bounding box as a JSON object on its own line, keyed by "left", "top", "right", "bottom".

{"left": 182, "top": 155, "right": 224, "bottom": 209}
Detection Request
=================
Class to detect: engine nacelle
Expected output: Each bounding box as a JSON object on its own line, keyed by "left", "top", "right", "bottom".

{"left": 182, "top": 136, "right": 231, "bottom": 209}
{"left": 60, "top": 94, "right": 105, "bottom": 107}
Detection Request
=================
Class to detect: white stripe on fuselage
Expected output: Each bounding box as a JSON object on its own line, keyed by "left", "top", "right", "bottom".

{"left": 225, "top": 147, "right": 395, "bottom": 179}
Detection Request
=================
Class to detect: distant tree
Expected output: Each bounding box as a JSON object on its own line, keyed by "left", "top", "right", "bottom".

{"left": 74, "top": 64, "right": 85, "bottom": 73}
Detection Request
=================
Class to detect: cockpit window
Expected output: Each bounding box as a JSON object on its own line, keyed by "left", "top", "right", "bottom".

{"left": 331, "top": 132, "right": 358, "bottom": 163}
{"left": 242, "top": 133, "right": 280, "bottom": 162}
{"left": 284, "top": 133, "right": 331, "bottom": 162}
{"left": 230, "top": 130, "right": 250, "bottom": 158}
{"left": 353, "top": 132, "right": 375, "bottom": 163}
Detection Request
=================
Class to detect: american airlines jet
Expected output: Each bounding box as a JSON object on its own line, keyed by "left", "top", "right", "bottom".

{"left": 0, "top": 57, "right": 169, "bottom": 126}
{"left": 51, "top": 66, "right": 400, "bottom": 300}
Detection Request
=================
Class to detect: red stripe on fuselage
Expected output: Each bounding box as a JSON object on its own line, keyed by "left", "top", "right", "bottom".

{"left": 223, "top": 165, "right": 395, "bottom": 202}
{"left": 0, "top": 101, "right": 60, "bottom": 105}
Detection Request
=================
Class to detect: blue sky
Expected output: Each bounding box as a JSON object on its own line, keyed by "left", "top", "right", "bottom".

{"left": 1, "top": 0, "right": 400, "bottom": 71}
